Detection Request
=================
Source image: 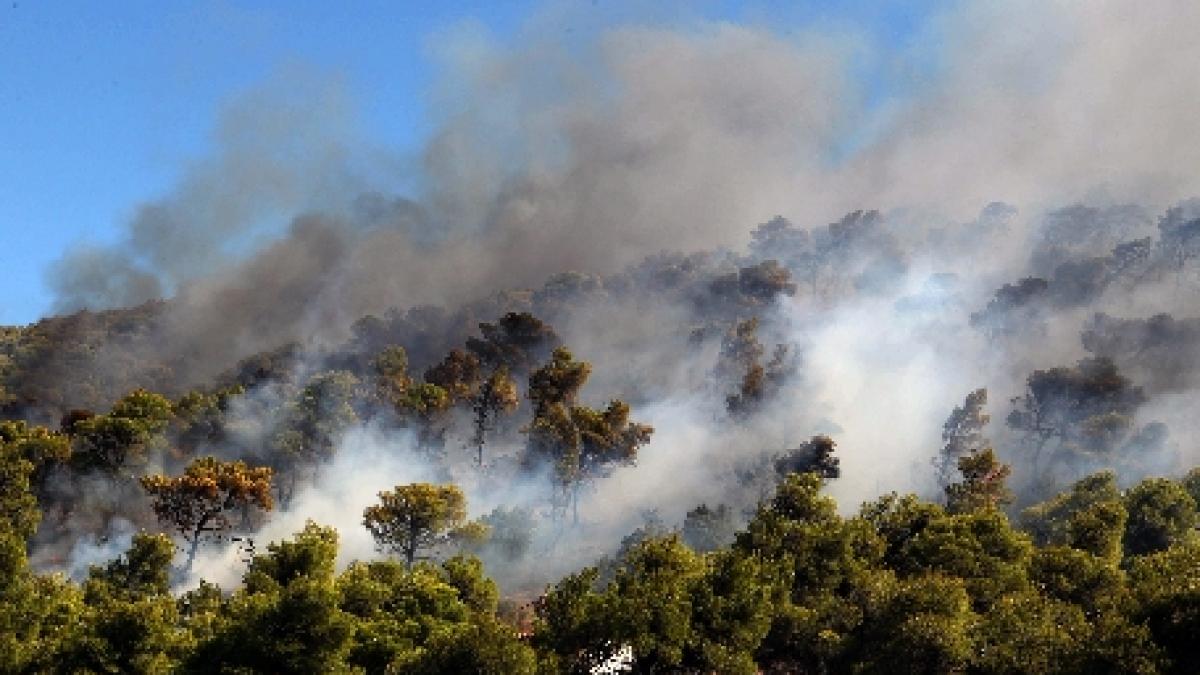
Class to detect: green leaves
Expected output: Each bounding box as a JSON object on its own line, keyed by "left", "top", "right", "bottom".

{"left": 944, "top": 448, "right": 1012, "bottom": 514}
{"left": 188, "top": 521, "right": 355, "bottom": 674}
{"left": 528, "top": 347, "right": 591, "bottom": 420}
{"left": 607, "top": 536, "right": 705, "bottom": 670}
{"left": 337, "top": 554, "right": 531, "bottom": 673}
{"left": 1022, "top": 470, "right": 1127, "bottom": 560}
{"left": 362, "top": 483, "right": 481, "bottom": 567}
{"left": 269, "top": 370, "right": 361, "bottom": 506}
{"left": 0, "top": 529, "right": 84, "bottom": 673}
{"left": 0, "top": 443, "right": 38, "bottom": 541}
{"left": 524, "top": 347, "right": 652, "bottom": 520}
{"left": 1129, "top": 542, "right": 1200, "bottom": 673}
{"left": 853, "top": 574, "right": 976, "bottom": 674}
{"left": 1123, "top": 477, "right": 1198, "bottom": 556}
{"left": 971, "top": 591, "right": 1088, "bottom": 673}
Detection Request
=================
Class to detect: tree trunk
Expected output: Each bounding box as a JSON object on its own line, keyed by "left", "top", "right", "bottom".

{"left": 185, "top": 535, "right": 201, "bottom": 575}
{"left": 405, "top": 521, "right": 419, "bottom": 567}
{"left": 277, "top": 471, "right": 296, "bottom": 510}
{"left": 473, "top": 404, "right": 488, "bottom": 468}
{"left": 571, "top": 483, "right": 580, "bottom": 525}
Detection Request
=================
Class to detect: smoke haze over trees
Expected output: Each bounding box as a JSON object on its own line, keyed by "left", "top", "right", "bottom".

{"left": 5, "top": 1, "right": 1200, "bottom": 672}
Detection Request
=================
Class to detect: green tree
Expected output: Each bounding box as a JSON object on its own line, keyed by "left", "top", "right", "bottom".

{"left": 527, "top": 346, "right": 590, "bottom": 420}
{"left": 737, "top": 473, "right": 884, "bottom": 671}
{"left": 427, "top": 347, "right": 523, "bottom": 466}
{"left": 56, "top": 533, "right": 187, "bottom": 674}
{"left": 1007, "top": 358, "right": 1149, "bottom": 481}
{"left": 1183, "top": 466, "right": 1200, "bottom": 506}
{"left": 427, "top": 340, "right": 522, "bottom": 467}
{"left": 0, "top": 419, "right": 77, "bottom": 672}
{"left": 944, "top": 447, "right": 1012, "bottom": 514}
{"left": 0, "top": 420, "right": 71, "bottom": 500}
{"left": 971, "top": 591, "right": 1089, "bottom": 673}
{"left": 1028, "top": 545, "right": 1126, "bottom": 616}
{"left": 896, "top": 508, "right": 1032, "bottom": 611}
{"left": 685, "top": 549, "right": 775, "bottom": 674}
{"left": 681, "top": 503, "right": 736, "bottom": 553}
{"left": 530, "top": 398, "right": 653, "bottom": 523}
{"left": 172, "top": 385, "right": 244, "bottom": 458}
{"left": 532, "top": 567, "right": 615, "bottom": 674}
{"left": 934, "top": 388, "right": 989, "bottom": 490}
{"left": 423, "top": 347, "right": 481, "bottom": 402}
{"left": 469, "top": 366, "right": 519, "bottom": 467}
{"left": 863, "top": 491, "right": 1031, "bottom": 612}
{"left": 574, "top": 400, "right": 653, "bottom": 473}
{"left": 362, "top": 483, "right": 484, "bottom": 567}
{"left": 397, "top": 382, "right": 452, "bottom": 452}
{"left": 527, "top": 402, "right": 583, "bottom": 515}
{"left": 604, "top": 535, "right": 706, "bottom": 671}
{"left": 110, "top": 388, "right": 175, "bottom": 431}
{"left": 411, "top": 614, "right": 537, "bottom": 674}
{"left": 466, "top": 312, "right": 559, "bottom": 375}
{"left": 270, "top": 370, "right": 360, "bottom": 507}
{"left": 1129, "top": 541, "right": 1200, "bottom": 673}
{"left": 338, "top": 559, "right": 464, "bottom": 672}
{"left": 439, "top": 555, "right": 498, "bottom": 614}
{"left": 526, "top": 348, "right": 651, "bottom": 522}
{"left": 1079, "top": 612, "right": 1165, "bottom": 674}
{"left": 372, "top": 345, "right": 413, "bottom": 408}
{"left": 188, "top": 521, "right": 355, "bottom": 674}
{"left": 738, "top": 472, "right": 859, "bottom": 586}
{"left": 850, "top": 574, "right": 975, "bottom": 674}
{"left": 478, "top": 505, "right": 536, "bottom": 562}
{"left": 336, "top": 552, "right": 535, "bottom": 673}
{"left": 718, "top": 318, "right": 793, "bottom": 418}
{"left": 177, "top": 580, "right": 224, "bottom": 648}
{"left": 774, "top": 435, "right": 841, "bottom": 480}
{"left": 1021, "top": 470, "right": 1128, "bottom": 561}
{"left": 1123, "top": 477, "right": 1197, "bottom": 556}
{"left": 0, "top": 435, "right": 40, "bottom": 541}
{"left": 70, "top": 389, "right": 174, "bottom": 475}
{"left": 719, "top": 318, "right": 766, "bottom": 417}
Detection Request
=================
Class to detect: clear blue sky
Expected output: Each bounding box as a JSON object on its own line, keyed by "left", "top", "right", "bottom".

{"left": 0, "top": 1, "right": 944, "bottom": 326}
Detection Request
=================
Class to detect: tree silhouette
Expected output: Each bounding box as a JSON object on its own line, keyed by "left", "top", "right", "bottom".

{"left": 526, "top": 348, "right": 652, "bottom": 522}
{"left": 934, "top": 388, "right": 990, "bottom": 491}
{"left": 469, "top": 367, "right": 519, "bottom": 467}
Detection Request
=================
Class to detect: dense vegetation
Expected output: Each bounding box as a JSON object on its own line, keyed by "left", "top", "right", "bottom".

{"left": 4, "top": 199, "right": 1200, "bottom": 672}
{"left": 5, "top": 425, "right": 1200, "bottom": 672}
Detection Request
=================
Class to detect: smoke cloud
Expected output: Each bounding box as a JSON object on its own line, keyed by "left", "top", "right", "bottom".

{"left": 49, "top": 3, "right": 1200, "bottom": 336}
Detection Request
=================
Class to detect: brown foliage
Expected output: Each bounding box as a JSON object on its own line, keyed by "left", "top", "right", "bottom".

{"left": 140, "top": 456, "right": 273, "bottom": 570}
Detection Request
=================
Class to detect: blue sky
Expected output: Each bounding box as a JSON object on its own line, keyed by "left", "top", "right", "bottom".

{"left": 0, "top": 1, "right": 945, "bottom": 325}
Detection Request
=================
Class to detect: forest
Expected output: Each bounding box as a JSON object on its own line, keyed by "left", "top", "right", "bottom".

{"left": 4, "top": 194, "right": 1200, "bottom": 673}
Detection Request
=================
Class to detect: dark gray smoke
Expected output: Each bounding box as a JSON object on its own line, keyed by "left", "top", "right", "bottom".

{"left": 48, "top": 4, "right": 1200, "bottom": 353}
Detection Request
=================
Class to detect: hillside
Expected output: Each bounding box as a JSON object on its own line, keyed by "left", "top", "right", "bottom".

{"left": 3, "top": 201, "right": 1200, "bottom": 671}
